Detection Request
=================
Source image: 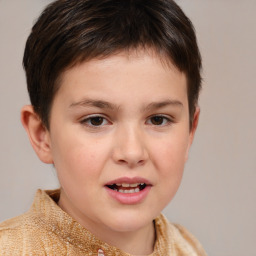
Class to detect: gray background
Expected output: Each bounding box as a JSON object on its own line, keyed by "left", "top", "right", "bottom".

{"left": 0, "top": 1, "right": 255, "bottom": 255}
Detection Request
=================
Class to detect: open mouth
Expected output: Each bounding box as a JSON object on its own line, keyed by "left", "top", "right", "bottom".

{"left": 106, "top": 183, "right": 147, "bottom": 193}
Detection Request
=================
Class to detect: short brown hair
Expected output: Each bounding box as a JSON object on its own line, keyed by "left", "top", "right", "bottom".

{"left": 23, "top": 0, "right": 202, "bottom": 129}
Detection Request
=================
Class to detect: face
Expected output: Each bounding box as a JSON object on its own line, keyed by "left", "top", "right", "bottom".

{"left": 45, "top": 51, "right": 198, "bottom": 242}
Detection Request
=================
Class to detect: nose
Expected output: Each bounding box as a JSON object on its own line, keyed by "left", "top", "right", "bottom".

{"left": 112, "top": 124, "right": 148, "bottom": 168}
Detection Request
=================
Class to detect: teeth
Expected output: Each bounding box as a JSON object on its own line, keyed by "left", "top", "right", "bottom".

{"left": 130, "top": 183, "right": 139, "bottom": 187}
{"left": 119, "top": 183, "right": 143, "bottom": 188}
{"left": 118, "top": 189, "right": 137, "bottom": 193}
{"left": 122, "top": 183, "right": 130, "bottom": 187}
{"left": 110, "top": 183, "right": 146, "bottom": 187}
{"left": 135, "top": 188, "right": 140, "bottom": 193}
{"left": 108, "top": 183, "right": 147, "bottom": 193}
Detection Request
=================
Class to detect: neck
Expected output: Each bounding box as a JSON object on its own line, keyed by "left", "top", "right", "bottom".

{"left": 80, "top": 215, "right": 156, "bottom": 255}
{"left": 58, "top": 191, "right": 156, "bottom": 255}
{"left": 103, "top": 222, "right": 156, "bottom": 255}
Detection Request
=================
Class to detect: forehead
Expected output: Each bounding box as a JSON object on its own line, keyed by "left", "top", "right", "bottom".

{"left": 61, "top": 48, "right": 184, "bottom": 82}
{"left": 62, "top": 49, "right": 185, "bottom": 83}
{"left": 55, "top": 50, "right": 188, "bottom": 108}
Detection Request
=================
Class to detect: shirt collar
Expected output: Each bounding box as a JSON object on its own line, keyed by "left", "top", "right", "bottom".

{"left": 30, "top": 189, "right": 171, "bottom": 255}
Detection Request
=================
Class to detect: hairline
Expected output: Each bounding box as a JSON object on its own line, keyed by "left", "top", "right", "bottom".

{"left": 46, "top": 48, "right": 193, "bottom": 131}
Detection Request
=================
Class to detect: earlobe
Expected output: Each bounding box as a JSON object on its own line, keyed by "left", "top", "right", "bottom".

{"left": 21, "top": 105, "right": 53, "bottom": 164}
{"left": 185, "top": 107, "right": 200, "bottom": 161}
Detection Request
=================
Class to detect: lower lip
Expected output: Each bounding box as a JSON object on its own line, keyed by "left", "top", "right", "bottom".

{"left": 105, "top": 186, "right": 151, "bottom": 205}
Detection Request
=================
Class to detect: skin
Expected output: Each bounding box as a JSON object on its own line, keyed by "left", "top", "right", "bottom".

{"left": 21, "top": 50, "right": 199, "bottom": 255}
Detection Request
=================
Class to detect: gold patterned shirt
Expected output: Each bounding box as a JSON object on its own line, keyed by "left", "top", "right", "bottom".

{"left": 0, "top": 189, "right": 207, "bottom": 255}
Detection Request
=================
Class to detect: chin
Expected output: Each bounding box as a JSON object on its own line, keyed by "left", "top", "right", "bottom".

{"left": 106, "top": 211, "right": 155, "bottom": 233}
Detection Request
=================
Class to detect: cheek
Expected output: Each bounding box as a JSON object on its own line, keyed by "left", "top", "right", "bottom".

{"left": 151, "top": 134, "right": 189, "bottom": 175}
{"left": 149, "top": 139, "right": 188, "bottom": 207}
{"left": 51, "top": 134, "right": 109, "bottom": 183}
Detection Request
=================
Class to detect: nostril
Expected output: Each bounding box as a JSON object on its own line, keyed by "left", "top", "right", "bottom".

{"left": 137, "top": 159, "right": 145, "bottom": 165}
{"left": 118, "top": 159, "right": 127, "bottom": 164}
{"left": 116, "top": 158, "right": 146, "bottom": 168}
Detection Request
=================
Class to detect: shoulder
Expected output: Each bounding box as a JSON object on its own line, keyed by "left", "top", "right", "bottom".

{"left": 156, "top": 214, "right": 207, "bottom": 256}
{"left": 171, "top": 222, "right": 207, "bottom": 256}
{"left": 0, "top": 213, "right": 38, "bottom": 253}
{"left": 0, "top": 214, "right": 28, "bottom": 255}
{"left": 0, "top": 213, "right": 29, "bottom": 237}
{"left": 0, "top": 213, "right": 56, "bottom": 255}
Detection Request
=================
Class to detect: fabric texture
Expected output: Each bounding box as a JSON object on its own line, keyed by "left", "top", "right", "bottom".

{"left": 0, "top": 189, "right": 207, "bottom": 256}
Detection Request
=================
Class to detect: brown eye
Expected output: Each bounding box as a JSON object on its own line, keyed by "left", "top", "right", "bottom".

{"left": 147, "top": 115, "right": 171, "bottom": 126}
{"left": 151, "top": 116, "right": 164, "bottom": 125}
{"left": 90, "top": 117, "right": 104, "bottom": 126}
{"left": 80, "top": 116, "right": 108, "bottom": 127}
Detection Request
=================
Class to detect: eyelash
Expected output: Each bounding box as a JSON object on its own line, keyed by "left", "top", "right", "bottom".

{"left": 79, "top": 114, "right": 173, "bottom": 128}
{"left": 146, "top": 115, "right": 173, "bottom": 126}
{"left": 80, "top": 115, "right": 110, "bottom": 127}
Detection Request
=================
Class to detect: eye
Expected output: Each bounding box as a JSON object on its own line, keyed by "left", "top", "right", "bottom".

{"left": 146, "top": 115, "right": 172, "bottom": 126}
{"left": 80, "top": 115, "right": 109, "bottom": 127}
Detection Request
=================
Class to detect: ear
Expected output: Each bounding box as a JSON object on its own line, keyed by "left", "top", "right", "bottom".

{"left": 185, "top": 106, "right": 200, "bottom": 161}
{"left": 21, "top": 105, "right": 53, "bottom": 164}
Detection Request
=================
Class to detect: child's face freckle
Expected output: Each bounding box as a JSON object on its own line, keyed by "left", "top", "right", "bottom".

{"left": 46, "top": 51, "right": 197, "bottom": 240}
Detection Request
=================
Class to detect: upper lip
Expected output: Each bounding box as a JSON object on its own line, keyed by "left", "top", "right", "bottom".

{"left": 105, "top": 176, "right": 152, "bottom": 186}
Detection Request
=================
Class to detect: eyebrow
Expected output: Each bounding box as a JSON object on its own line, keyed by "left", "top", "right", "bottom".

{"left": 143, "top": 100, "right": 183, "bottom": 112}
{"left": 69, "top": 99, "right": 119, "bottom": 110}
{"left": 69, "top": 98, "right": 183, "bottom": 111}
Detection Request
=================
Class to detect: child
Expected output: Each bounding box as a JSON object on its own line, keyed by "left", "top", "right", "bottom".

{"left": 0, "top": 0, "right": 207, "bottom": 255}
